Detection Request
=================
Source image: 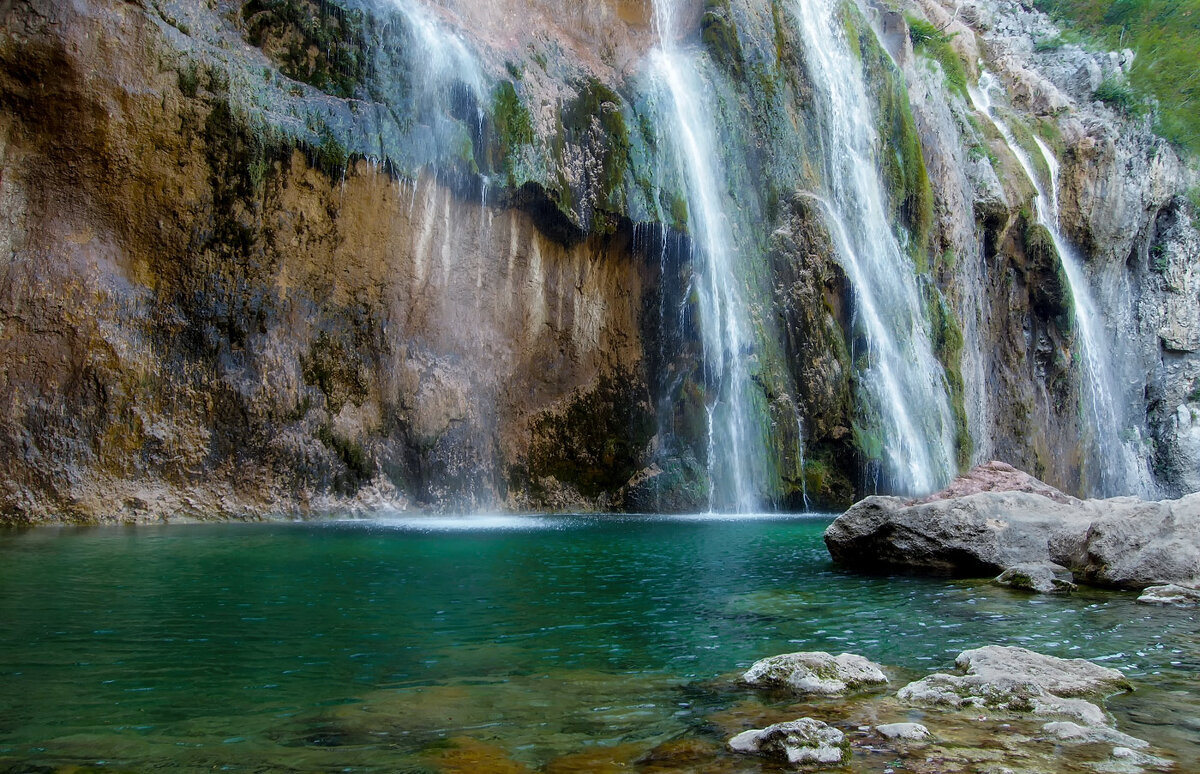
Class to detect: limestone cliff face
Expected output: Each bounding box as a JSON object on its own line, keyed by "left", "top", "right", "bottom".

{"left": 900, "top": 0, "right": 1199, "bottom": 497}
{"left": 0, "top": 0, "right": 1196, "bottom": 522}
{"left": 0, "top": 0, "right": 658, "bottom": 521}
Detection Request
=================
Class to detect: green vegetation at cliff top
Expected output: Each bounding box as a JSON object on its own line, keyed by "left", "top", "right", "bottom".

{"left": 1034, "top": 0, "right": 1200, "bottom": 156}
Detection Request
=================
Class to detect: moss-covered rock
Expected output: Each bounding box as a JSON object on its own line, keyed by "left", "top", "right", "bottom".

{"left": 861, "top": 14, "right": 936, "bottom": 264}
{"left": 241, "top": 0, "right": 367, "bottom": 99}
{"left": 526, "top": 368, "right": 655, "bottom": 500}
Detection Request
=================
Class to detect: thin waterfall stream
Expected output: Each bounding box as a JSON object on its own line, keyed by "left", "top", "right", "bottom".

{"left": 968, "top": 72, "right": 1151, "bottom": 497}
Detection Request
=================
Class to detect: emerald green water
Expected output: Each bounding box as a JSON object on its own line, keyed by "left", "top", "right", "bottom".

{"left": 0, "top": 514, "right": 1197, "bottom": 772}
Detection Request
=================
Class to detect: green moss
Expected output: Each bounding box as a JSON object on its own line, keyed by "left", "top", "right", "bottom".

{"left": 906, "top": 14, "right": 968, "bottom": 98}
{"left": 301, "top": 332, "right": 368, "bottom": 415}
{"left": 800, "top": 454, "right": 854, "bottom": 507}
{"left": 1002, "top": 108, "right": 1051, "bottom": 185}
{"left": 526, "top": 369, "right": 654, "bottom": 499}
{"left": 315, "top": 425, "right": 373, "bottom": 494}
{"left": 926, "top": 288, "right": 971, "bottom": 468}
{"left": 1021, "top": 219, "right": 1074, "bottom": 337}
{"left": 491, "top": 80, "right": 534, "bottom": 175}
{"left": 665, "top": 190, "right": 689, "bottom": 232}
{"left": 241, "top": 0, "right": 367, "bottom": 99}
{"left": 178, "top": 62, "right": 200, "bottom": 97}
{"left": 311, "top": 124, "right": 350, "bottom": 176}
{"left": 852, "top": 419, "right": 885, "bottom": 461}
{"left": 866, "top": 26, "right": 936, "bottom": 263}
{"left": 771, "top": 1, "right": 789, "bottom": 65}
{"left": 562, "top": 78, "right": 631, "bottom": 209}
{"left": 701, "top": 1, "right": 745, "bottom": 80}
{"left": 840, "top": 3, "right": 863, "bottom": 61}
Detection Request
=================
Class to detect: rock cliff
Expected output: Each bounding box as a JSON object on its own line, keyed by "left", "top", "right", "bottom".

{"left": 0, "top": 0, "right": 1196, "bottom": 521}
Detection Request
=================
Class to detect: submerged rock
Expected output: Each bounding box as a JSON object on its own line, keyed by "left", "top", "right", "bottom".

{"left": 898, "top": 646, "right": 1130, "bottom": 726}
{"left": 994, "top": 562, "right": 1078, "bottom": 594}
{"left": 727, "top": 718, "right": 849, "bottom": 767}
{"left": 1101, "top": 746, "right": 1176, "bottom": 772}
{"left": 825, "top": 463, "right": 1200, "bottom": 588}
{"left": 1136, "top": 584, "right": 1200, "bottom": 607}
{"left": 740, "top": 651, "right": 888, "bottom": 696}
{"left": 954, "top": 645, "right": 1131, "bottom": 698}
{"left": 1042, "top": 720, "right": 1149, "bottom": 748}
{"left": 895, "top": 645, "right": 1137, "bottom": 740}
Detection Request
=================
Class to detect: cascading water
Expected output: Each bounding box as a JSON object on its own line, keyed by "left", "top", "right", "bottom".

{"left": 788, "top": 0, "right": 957, "bottom": 496}
{"left": 386, "top": 1, "right": 487, "bottom": 174}
{"left": 648, "top": 0, "right": 773, "bottom": 512}
{"left": 968, "top": 72, "right": 1151, "bottom": 497}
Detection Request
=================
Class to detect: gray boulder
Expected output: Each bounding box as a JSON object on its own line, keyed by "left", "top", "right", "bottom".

{"left": 994, "top": 562, "right": 1077, "bottom": 594}
{"left": 1041, "top": 721, "right": 1148, "bottom": 748}
{"left": 1063, "top": 495, "right": 1200, "bottom": 589}
{"left": 958, "top": 646, "right": 1131, "bottom": 697}
{"left": 741, "top": 651, "right": 888, "bottom": 696}
{"left": 898, "top": 646, "right": 1131, "bottom": 727}
{"left": 824, "top": 462, "right": 1200, "bottom": 589}
{"left": 727, "top": 718, "right": 849, "bottom": 766}
{"left": 824, "top": 489, "right": 1092, "bottom": 576}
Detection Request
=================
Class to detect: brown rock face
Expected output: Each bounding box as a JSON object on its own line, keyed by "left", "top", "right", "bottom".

{"left": 0, "top": 0, "right": 659, "bottom": 521}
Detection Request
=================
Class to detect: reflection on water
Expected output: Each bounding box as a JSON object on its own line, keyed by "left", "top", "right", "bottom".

{"left": 0, "top": 515, "right": 1196, "bottom": 771}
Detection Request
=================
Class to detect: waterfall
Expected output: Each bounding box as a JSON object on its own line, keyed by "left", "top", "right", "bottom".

{"left": 788, "top": 0, "right": 957, "bottom": 496}
{"left": 648, "top": 0, "right": 773, "bottom": 512}
{"left": 386, "top": 1, "right": 487, "bottom": 174}
{"left": 968, "top": 72, "right": 1152, "bottom": 497}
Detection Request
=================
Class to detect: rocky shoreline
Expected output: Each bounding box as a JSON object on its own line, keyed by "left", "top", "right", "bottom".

{"left": 721, "top": 646, "right": 1173, "bottom": 772}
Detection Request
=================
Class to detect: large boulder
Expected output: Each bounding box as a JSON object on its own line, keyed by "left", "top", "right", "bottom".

{"left": 823, "top": 491, "right": 1092, "bottom": 576}
{"left": 740, "top": 651, "right": 888, "bottom": 696}
{"left": 1063, "top": 496, "right": 1200, "bottom": 589}
{"left": 824, "top": 462, "right": 1200, "bottom": 588}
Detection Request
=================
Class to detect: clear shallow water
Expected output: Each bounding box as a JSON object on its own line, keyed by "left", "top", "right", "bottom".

{"left": 0, "top": 515, "right": 1196, "bottom": 772}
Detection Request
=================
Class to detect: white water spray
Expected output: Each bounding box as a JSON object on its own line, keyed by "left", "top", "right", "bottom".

{"left": 649, "top": 0, "right": 772, "bottom": 512}
{"left": 790, "top": 0, "right": 957, "bottom": 495}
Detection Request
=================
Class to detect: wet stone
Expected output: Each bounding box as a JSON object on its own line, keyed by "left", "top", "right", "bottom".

{"left": 727, "top": 717, "right": 850, "bottom": 767}
{"left": 874, "top": 722, "right": 931, "bottom": 741}
{"left": 741, "top": 651, "right": 889, "bottom": 696}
